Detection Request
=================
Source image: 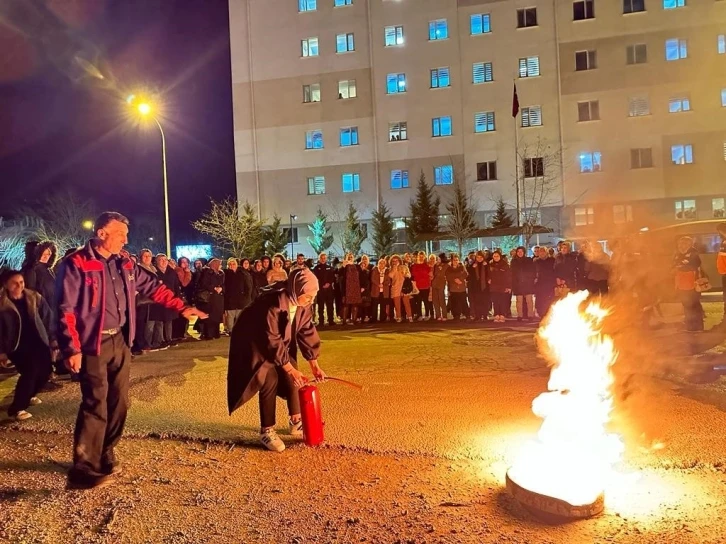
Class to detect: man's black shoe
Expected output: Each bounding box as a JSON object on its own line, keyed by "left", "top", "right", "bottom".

{"left": 66, "top": 473, "right": 113, "bottom": 490}
{"left": 101, "top": 462, "right": 122, "bottom": 476}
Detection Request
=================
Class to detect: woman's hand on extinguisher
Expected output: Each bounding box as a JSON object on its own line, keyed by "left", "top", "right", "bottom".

{"left": 284, "top": 364, "right": 308, "bottom": 388}
{"left": 308, "top": 360, "right": 327, "bottom": 382}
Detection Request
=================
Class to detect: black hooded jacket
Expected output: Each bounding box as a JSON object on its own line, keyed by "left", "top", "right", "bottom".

{"left": 22, "top": 241, "right": 58, "bottom": 309}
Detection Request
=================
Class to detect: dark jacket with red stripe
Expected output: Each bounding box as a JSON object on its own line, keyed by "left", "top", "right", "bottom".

{"left": 55, "top": 241, "right": 186, "bottom": 358}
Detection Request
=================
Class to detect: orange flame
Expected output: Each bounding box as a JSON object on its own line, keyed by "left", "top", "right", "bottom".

{"left": 508, "top": 291, "right": 624, "bottom": 506}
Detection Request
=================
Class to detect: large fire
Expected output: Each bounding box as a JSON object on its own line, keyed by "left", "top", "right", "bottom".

{"left": 507, "top": 291, "right": 624, "bottom": 508}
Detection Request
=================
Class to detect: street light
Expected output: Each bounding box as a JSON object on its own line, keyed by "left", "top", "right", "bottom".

{"left": 82, "top": 220, "right": 94, "bottom": 231}
{"left": 126, "top": 94, "right": 171, "bottom": 257}
{"left": 289, "top": 214, "right": 298, "bottom": 257}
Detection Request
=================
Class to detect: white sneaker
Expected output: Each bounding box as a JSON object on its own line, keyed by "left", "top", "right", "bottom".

{"left": 289, "top": 419, "right": 303, "bottom": 438}
{"left": 29, "top": 397, "right": 42, "bottom": 406}
{"left": 15, "top": 410, "right": 32, "bottom": 421}
{"left": 260, "top": 429, "right": 285, "bottom": 452}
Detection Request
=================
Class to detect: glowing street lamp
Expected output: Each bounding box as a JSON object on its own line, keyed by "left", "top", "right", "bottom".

{"left": 82, "top": 220, "right": 94, "bottom": 231}
{"left": 126, "top": 93, "right": 171, "bottom": 256}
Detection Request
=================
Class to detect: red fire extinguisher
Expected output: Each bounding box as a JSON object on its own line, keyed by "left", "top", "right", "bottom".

{"left": 299, "top": 383, "right": 324, "bottom": 446}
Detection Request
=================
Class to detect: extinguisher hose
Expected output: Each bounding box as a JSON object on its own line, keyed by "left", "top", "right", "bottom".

{"left": 317, "top": 376, "right": 364, "bottom": 391}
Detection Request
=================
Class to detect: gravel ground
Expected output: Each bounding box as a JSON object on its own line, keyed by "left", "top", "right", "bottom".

{"left": 1, "top": 304, "right": 725, "bottom": 543}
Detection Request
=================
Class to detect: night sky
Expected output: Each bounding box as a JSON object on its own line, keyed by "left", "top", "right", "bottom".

{"left": 0, "top": 0, "right": 236, "bottom": 243}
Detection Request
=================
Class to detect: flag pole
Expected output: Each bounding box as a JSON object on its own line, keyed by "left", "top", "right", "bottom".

{"left": 512, "top": 81, "right": 521, "bottom": 228}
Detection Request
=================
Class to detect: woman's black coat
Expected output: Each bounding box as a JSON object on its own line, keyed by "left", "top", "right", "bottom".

{"left": 195, "top": 268, "right": 225, "bottom": 322}
{"left": 24, "top": 262, "right": 56, "bottom": 309}
{"left": 150, "top": 267, "right": 182, "bottom": 321}
{"left": 251, "top": 269, "right": 267, "bottom": 298}
{"left": 227, "top": 286, "right": 321, "bottom": 414}
{"left": 534, "top": 257, "right": 557, "bottom": 293}
{"left": 224, "top": 269, "right": 247, "bottom": 311}
{"left": 511, "top": 256, "right": 536, "bottom": 295}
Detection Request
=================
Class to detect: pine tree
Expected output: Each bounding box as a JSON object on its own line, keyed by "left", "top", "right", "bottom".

{"left": 409, "top": 170, "right": 441, "bottom": 235}
{"left": 491, "top": 196, "right": 514, "bottom": 229}
{"left": 264, "top": 214, "right": 289, "bottom": 256}
{"left": 340, "top": 202, "right": 367, "bottom": 255}
{"left": 307, "top": 207, "right": 334, "bottom": 255}
{"left": 445, "top": 179, "right": 478, "bottom": 257}
{"left": 370, "top": 202, "right": 395, "bottom": 257}
{"left": 240, "top": 201, "right": 265, "bottom": 257}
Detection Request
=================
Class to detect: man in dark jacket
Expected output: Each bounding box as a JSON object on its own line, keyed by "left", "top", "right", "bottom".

{"left": 150, "top": 253, "right": 181, "bottom": 347}
{"left": 312, "top": 253, "right": 336, "bottom": 326}
{"left": 0, "top": 270, "right": 58, "bottom": 420}
{"left": 56, "top": 212, "right": 206, "bottom": 489}
{"left": 534, "top": 247, "right": 556, "bottom": 319}
{"left": 511, "top": 246, "right": 536, "bottom": 321}
{"left": 224, "top": 257, "right": 246, "bottom": 334}
{"left": 466, "top": 250, "right": 489, "bottom": 321}
{"left": 554, "top": 241, "right": 579, "bottom": 291}
{"left": 228, "top": 268, "right": 326, "bottom": 452}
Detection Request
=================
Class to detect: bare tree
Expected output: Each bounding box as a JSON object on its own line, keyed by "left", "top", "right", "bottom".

{"left": 515, "top": 135, "right": 565, "bottom": 246}
{"left": 192, "top": 197, "right": 264, "bottom": 258}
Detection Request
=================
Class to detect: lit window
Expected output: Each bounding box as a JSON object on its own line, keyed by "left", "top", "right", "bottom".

{"left": 301, "top": 37, "right": 319, "bottom": 57}
{"left": 521, "top": 106, "right": 542, "bottom": 127}
{"left": 305, "top": 129, "right": 323, "bottom": 149}
{"left": 473, "top": 62, "right": 493, "bottom": 83}
{"left": 342, "top": 173, "right": 361, "bottom": 193}
{"left": 575, "top": 50, "right": 597, "bottom": 71}
{"left": 719, "top": 35, "right": 726, "bottom": 55}
{"left": 573, "top": 0, "right": 595, "bottom": 21}
{"left": 476, "top": 161, "right": 497, "bottom": 181}
{"left": 519, "top": 56, "right": 540, "bottom": 77}
{"left": 334, "top": 0, "right": 352, "bottom": 6}
{"left": 432, "top": 116, "right": 452, "bottom": 137}
{"left": 626, "top": 44, "right": 647, "bottom": 65}
{"left": 671, "top": 144, "right": 693, "bottom": 165}
{"left": 299, "top": 0, "right": 316, "bottom": 12}
{"left": 675, "top": 199, "right": 696, "bottom": 220}
{"left": 575, "top": 207, "right": 595, "bottom": 226}
{"left": 336, "top": 33, "right": 355, "bottom": 53}
{"left": 340, "top": 127, "right": 359, "bottom": 147}
{"left": 470, "top": 14, "right": 491, "bottom": 35}
{"left": 579, "top": 152, "right": 602, "bottom": 173}
{"left": 628, "top": 96, "right": 650, "bottom": 116}
{"left": 623, "top": 0, "right": 645, "bottom": 14}
{"left": 386, "top": 73, "right": 407, "bottom": 94}
{"left": 577, "top": 100, "right": 600, "bottom": 121}
{"left": 430, "top": 67, "right": 450, "bottom": 88}
{"left": 338, "top": 80, "right": 357, "bottom": 99}
{"left": 307, "top": 176, "right": 325, "bottom": 195}
{"left": 668, "top": 97, "right": 691, "bottom": 113}
{"left": 434, "top": 165, "right": 453, "bottom": 185}
{"left": 303, "top": 83, "right": 321, "bottom": 103}
{"left": 665, "top": 38, "right": 687, "bottom": 61}
{"left": 630, "top": 148, "right": 653, "bottom": 169}
{"left": 663, "top": 0, "right": 685, "bottom": 9}
{"left": 523, "top": 157, "right": 544, "bottom": 178}
{"left": 721, "top": 89, "right": 726, "bottom": 107}
{"left": 390, "top": 169, "right": 410, "bottom": 189}
{"left": 517, "top": 8, "right": 538, "bottom": 28}
{"left": 429, "top": 19, "right": 448, "bottom": 41}
{"left": 613, "top": 204, "right": 633, "bottom": 224}
{"left": 713, "top": 198, "right": 725, "bottom": 218}
{"left": 389, "top": 122, "right": 407, "bottom": 142}
{"left": 474, "top": 111, "right": 496, "bottom": 133}
{"left": 385, "top": 25, "right": 404, "bottom": 47}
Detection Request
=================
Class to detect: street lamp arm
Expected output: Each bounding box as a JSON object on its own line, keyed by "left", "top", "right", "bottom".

{"left": 153, "top": 116, "right": 171, "bottom": 257}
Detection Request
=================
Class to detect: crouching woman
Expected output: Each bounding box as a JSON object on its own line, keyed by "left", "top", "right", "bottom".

{"left": 227, "top": 268, "right": 327, "bottom": 452}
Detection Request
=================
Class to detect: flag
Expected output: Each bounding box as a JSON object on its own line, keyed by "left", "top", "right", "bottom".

{"left": 512, "top": 83, "right": 520, "bottom": 118}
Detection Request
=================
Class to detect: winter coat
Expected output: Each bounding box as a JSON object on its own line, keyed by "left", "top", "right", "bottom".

{"left": 410, "top": 263, "right": 432, "bottom": 290}
{"left": 176, "top": 268, "right": 193, "bottom": 302}
{"left": 240, "top": 269, "right": 254, "bottom": 310}
{"left": 195, "top": 268, "right": 225, "bottom": 321}
{"left": 466, "top": 262, "right": 488, "bottom": 293}
{"left": 673, "top": 248, "right": 702, "bottom": 291}
{"left": 358, "top": 265, "right": 372, "bottom": 299}
{"left": 554, "top": 253, "right": 579, "bottom": 289}
{"left": 370, "top": 266, "right": 391, "bottom": 298}
{"left": 55, "top": 241, "right": 184, "bottom": 358}
{"left": 488, "top": 259, "right": 512, "bottom": 293}
{"left": 227, "top": 286, "right": 320, "bottom": 414}
{"left": 312, "top": 263, "right": 336, "bottom": 291}
{"left": 431, "top": 262, "right": 449, "bottom": 290}
{"left": 23, "top": 262, "right": 56, "bottom": 310}
{"left": 150, "top": 267, "right": 182, "bottom": 322}
{"left": 389, "top": 264, "right": 411, "bottom": 298}
{"left": 445, "top": 264, "right": 468, "bottom": 293}
{"left": 534, "top": 257, "right": 557, "bottom": 293}
{"left": 224, "top": 269, "right": 248, "bottom": 311}
{"left": 251, "top": 269, "right": 267, "bottom": 297}
{"left": 511, "top": 256, "right": 536, "bottom": 295}
{"left": 0, "top": 289, "right": 55, "bottom": 356}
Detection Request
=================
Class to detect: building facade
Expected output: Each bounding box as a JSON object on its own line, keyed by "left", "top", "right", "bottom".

{"left": 229, "top": 0, "right": 726, "bottom": 256}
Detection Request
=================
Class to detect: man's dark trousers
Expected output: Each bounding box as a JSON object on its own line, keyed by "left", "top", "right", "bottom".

{"left": 317, "top": 288, "right": 335, "bottom": 325}
{"left": 72, "top": 332, "right": 130, "bottom": 478}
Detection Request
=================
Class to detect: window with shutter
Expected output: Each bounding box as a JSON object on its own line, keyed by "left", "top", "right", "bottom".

{"left": 389, "top": 122, "right": 407, "bottom": 142}
{"left": 307, "top": 176, "right": 325, "bottom": 195}
{"left": 519, "top": 56, "right": 540, "bottom": 77}
{"left": 305, "top": 130, "right": 324, "bottom": 149}
{"left": 385, "top": 25, "right": 404, "bottom": 47}
{"left": 474, "top": 111, "right": 496, "bottom": 133}
{"left": 390, "top": 170, "right": 410, "bottom": 189}
{"left": 434, "top": 165, "right": 453, "bottom": 185}
{"left": 429, "top": 19, "right": 448, "bottom": 41}
{"left": 628, "top": 96, "right": 650, "bottom": 117}
{"left": 431, "top": 67, "right": 451, "bottom": 88}
{"left": 473, "top": 62, "right": 493, "bottom": 83}
{"left": 521, "top": 106, "right": 542, "bottom": 127}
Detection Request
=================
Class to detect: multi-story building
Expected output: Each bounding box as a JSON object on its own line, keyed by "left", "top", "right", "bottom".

{"left": 229, "top": 0, "right": 726, "bottom": 256}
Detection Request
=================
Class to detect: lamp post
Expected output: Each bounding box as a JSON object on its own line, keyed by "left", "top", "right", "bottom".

{"left": 127, "top": 95, "right": 171, "bottom": 257}
{"left": 289, "top": 214, "right": 298, "bottom": 257}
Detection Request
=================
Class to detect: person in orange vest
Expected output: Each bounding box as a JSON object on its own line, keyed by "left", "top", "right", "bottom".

{"left": 718, "top": 223, "right": 726, "bottom": 320}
